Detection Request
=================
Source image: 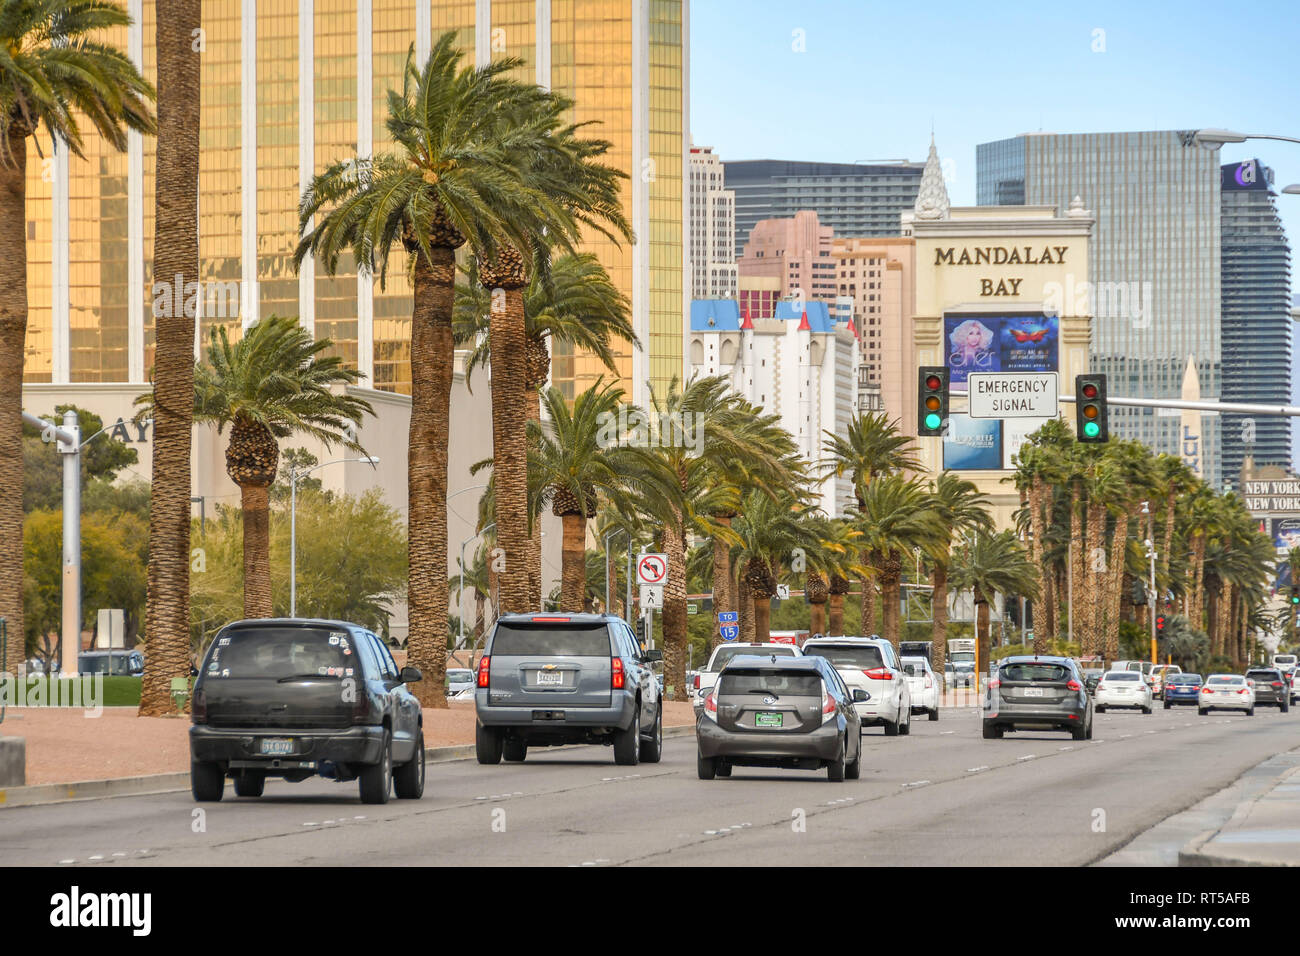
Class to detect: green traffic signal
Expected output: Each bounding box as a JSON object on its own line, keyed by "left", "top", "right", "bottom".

{"left": 1083, "top": 421, "right": 1100, "bottom": 438}
{"left": 925, "top": 412, "right": 942, "bottom": 430}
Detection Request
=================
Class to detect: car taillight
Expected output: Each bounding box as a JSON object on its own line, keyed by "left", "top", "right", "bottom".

{"left": 1202, "top": 688, "right": 1212, "bottom": 694}
{"left": 863, "top": 667, "right": 892, "bottom": 681}
{"left": 988, "top": 678, "right": 1001, "bottom": 689}
{"left": 693, "top": 674, "right": 701, "bottom": 690}
{"left": 1237, "top": 688, "right": 1249, "bottom": 695}
{"left": 822, "top": 690, "right": 837, "bottom": 723}
{"left": 1272, "top": 682, "right": 1283, "bottom": 689}
{"left": 924, "top": 673, "right": 933, "bottom": 689}
{"left": 1067, "top": 679, "right": 1082, "bottom": 692}
{"left": 612, "top": 657, "right": 625, "bottom": 689}
{"left": 477, "top": 656, "right": 490, "bottom": 688}
{"left": 704, "top": 691, "right": 718, "bottom": 721}
{"left": 191, "top": 686, "right": 206, "bottom": 723}
{"left": 352, "top": 685, "right": 371, "bottom": 723}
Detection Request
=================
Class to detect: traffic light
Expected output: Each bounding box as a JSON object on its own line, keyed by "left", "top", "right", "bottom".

{"left": 635, "top": 615, "right": 648, "bottom": 647}
{"left": 1075, "top": 373, "right": 1109, "bottom": 443}
{"left": 1290, "top": 588, "right": 1300, "bottom": 607}
{"left": 918, "top": 366, "right": 949, "bottom": 436}
{"left": 1156, "top": 614, "right": 1167, "bottom": 633}
{"left": 1131, "top": 577, "right": 1148, "bottom": 606}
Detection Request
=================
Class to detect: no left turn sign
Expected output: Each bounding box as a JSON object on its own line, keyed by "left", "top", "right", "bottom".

{"left": 636, "top": 553, "right": 668, "bottom": 586}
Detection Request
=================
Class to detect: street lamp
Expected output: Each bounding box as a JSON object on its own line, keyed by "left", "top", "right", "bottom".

{"left": 1190, "top": 129, "right": 1300, "bottom": 149}
{"left": 289, "top": 455, "right": 379, "bottom": 617}
{"left": 1282, "top": 185, "right": 1300, "bottom": 195}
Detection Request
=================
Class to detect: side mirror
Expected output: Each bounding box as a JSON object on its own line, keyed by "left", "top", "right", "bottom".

{"left": 641, "top": 649, "right": 664, "bottom": 663}
{"left": 853, "top": 689, "right": 869, "bottom": 702}
{"left": 400, "top": 666, "right": 423, "bottom": 683}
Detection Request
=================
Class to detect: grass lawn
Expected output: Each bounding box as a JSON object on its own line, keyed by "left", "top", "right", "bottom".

{"left": 1, "top": 676, "right": 142, "bottom": 708}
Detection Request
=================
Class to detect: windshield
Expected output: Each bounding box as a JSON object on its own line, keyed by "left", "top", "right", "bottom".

{"left": 491, "top": 623, "right": 612, "bottom": 657}
{"left": 1207, "top": 676, "right": 1243, "bottom": 686}
{"left": 802, "top": 644, "right": 885, "bottom": 670}
{"left": 1103, "top": 672, "right": 1139, "bottom": 681}
{"left": 205, "top": 627, "right": 354, "bottom": 680}
{"left": 1168, "top": 674, "right": 1202, "bottom": 685}
{"left": 1000, "top": 663, "right": 1070, "bottom": 682}
{"left": 708, "top": 645, "right": 796, "bottom": 671}
{"left": 447, "top": 669, "right": 473, "bottom": 682}
{"left": 718, "top": 669, "right": 822, "bottom": 697}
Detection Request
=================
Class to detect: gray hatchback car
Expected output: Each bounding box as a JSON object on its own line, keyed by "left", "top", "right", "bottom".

{"left": 696, "top": 655, "right": 863, "bottom": 782}
{"left": 983, "top": 655, "right": 1093, "bottom": 741}
{"left": 474, "top": 613, "right": 663, "bottom": 766}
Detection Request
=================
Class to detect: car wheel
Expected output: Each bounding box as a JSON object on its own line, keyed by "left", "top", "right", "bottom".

{"left": 502, "top": 737, "right": 528, "bottom": 762}
{"left": 1085, "top": 714, "right": 1094, "bottom": 740}
{"left": 928, "top": 707, "right": 939, "bottom": 721}
{"left": 716, "top": 760, "right": 732, "bottom": 778}
{"left": 899, "top": 711, "right": 911, "bottom": 735}
{"left": 393, "top": 731, "right": 425, "bottom": 799}
{"left": 1282, "top": 702, "right": 1290, "bottom": 713}
{"left": 640, "top": 704, "right": 663, "bottom": 763}
{"left": 475, "top": 723, "right": 503, "bottom": 765}
{"left": 1247, "top": 706, "right": 1255, "bottom": 716}
{"left": 359, "top": 729, "right": 393, "bottom": 805}
{"left": 1164, "top": 700, "right": 1171, "bottom": 710}
{"left": 1096, "top": 705, "right": 1105, "bottom": 713}
{"left": 1198, "top": 707, "right": 1208, "bottom": 716}
{"left": 233, "top": 770, "right": 265, "bottom": 798}
{"left": 190, "top": 760, "right": 224, "bottom": 802}
{"left": 696, "top": 753, "right": 717, "bottom": 780}
{"left": 827, "top": 738, "right": 846, "bottom": 782}
{"left": 883, "top": 716, "right": 900, "bottom": 736}
{"left": 845, "top": 741, "right": 861, "bottom": 779}
{"left": 1141, "top": 705, "right": 1152, "bottom": 715}
{"left": 613, "top": 705, "right": 641, "bottom": 766}
{"left": 982, "top": 721, "right": 1003, "bottom": 740}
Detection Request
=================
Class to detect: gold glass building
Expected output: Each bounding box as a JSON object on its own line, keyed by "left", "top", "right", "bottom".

{"left": 22, "top": 0, "right": 689, "bottom": 408}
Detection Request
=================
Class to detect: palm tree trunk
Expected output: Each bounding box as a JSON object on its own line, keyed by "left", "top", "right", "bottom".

{"left": 474, "top": 593, "right": 485, "bottom": 642}
{"left": 0, "top": 125, "right": 27, "bottom": 673}
{"left": 1190, "top": 535, "right": 1206, "bottom": 629}
{"left": 738, "top": 575, "right": 755, "bottom": 642}
{"left": 1070, "top": 482, "right": 1083, "bottom": 651}
{"left": 810, "top": 600, "right": 826, "bottom": 636}
{"left": 1085, "top": 500, "right": 1106, "bottom": 657}
{"left": 661, "top": 515, "right": 688, "bottom": 700}
{"left": 828, "top": 592, "right": 845, "bottom": 636}
{"left": 559, "top": 512, "right": 586, "bottom": 611}
{"left": 931, "top": 562, "right": 949, "bottom": 669}
{"left": 140, "top": 0, "right": 201, "bottom": 716}
{"left": 526, "top": 386, "right": 543, "bottom": 610}
{"left": 239, "top": 483, "right": 273, "bottom": 617}
{"left": 752, "top": 592, "right": 772, "bottom": 643}
{"left": 976, "top": 598, "right": 991, "bottom": 677}
{"left": 710, "top": 519, "right": 732, "bottom": 650}
{"left": 860, "top": 569, "right": 877, "bottom": 635}
{"left": 879, "top": 559, "right": 902, "bottom": 653}
{"left": 490, "top": 286, "right": 531, "bottom": 614}
{"left": 405, "top": 245, "right": 456, "bottom": 708}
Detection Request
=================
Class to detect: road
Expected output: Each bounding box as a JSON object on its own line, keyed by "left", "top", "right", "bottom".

{"left": 1, "top": 704, "right": 1296, "bottom": 866}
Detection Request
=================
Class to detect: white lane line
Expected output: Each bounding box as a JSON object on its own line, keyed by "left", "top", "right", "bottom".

{"left": 1059, "top": 746, "right": 1074, "bottom": 751}
{"left": 940, "top": 731, "right": 955, "bottom": 735}
{"left": 902, "top": 779, "right": 931, "bottom": 787}
{"left": 1120, "top": 734, "right": 1133, "bottom": 739}
{"left": 967, "top": 765, "right": 989, "bottom": 773}
{"left": 88, "top": 855, "right": 103, "bottom": 860}
{"left": 1017, "top": 754, "right": 1036, "bottom": 761}
{"left": 58, "top": 859, "right": 75, "bottom": 864}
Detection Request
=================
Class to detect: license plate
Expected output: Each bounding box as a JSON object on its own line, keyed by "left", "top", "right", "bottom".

{"left": 535, "top": 670, "right": 564, "bottom": 686}
{"left": 755, "top": 712, "right": 783, "bottom": 728}
{"left": 259, "top": 738, "right": 294, "bottom": 755}
{"left": 1022, "top": 688, "right": 1044, "bottom": 697}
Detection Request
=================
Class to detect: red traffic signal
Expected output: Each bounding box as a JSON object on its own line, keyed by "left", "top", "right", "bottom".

{"left": 1156, "top": 615, "right": 1166, "bottom": 632}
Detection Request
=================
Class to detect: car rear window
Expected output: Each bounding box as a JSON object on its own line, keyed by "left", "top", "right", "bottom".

{"left": 802, "top": 644, "right": 884, "bottom": 670}
{"left": 205, "top": 627, "right": 354, "bottom": 680}
{"left": 1207, "top": 675, "right": 1242, "bottom": 685}
{"left": 1104, "top": 672, "right": 1139, "bottom": 681}
{"left": 708, "top": 645, "right": 796, "bottom": 670}
{"left": 490, "top": 623, "right": 612, "bottom": 657}
{"left": 719, "top": 668, "right": 823, "bottom": 697}
{"left": 1168, "top": 674, "right": 1201, "bottom": 685}
{"left": 1246, "top": 671, "right": 1279, "bottom": 681}
{"left": 1000, "top": 663, "right": 1070, "bottom": 682}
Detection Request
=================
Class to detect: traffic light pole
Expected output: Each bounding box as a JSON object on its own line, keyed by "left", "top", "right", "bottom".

{"left": 951, "top": 390, "right": 1300, "bottom": 418}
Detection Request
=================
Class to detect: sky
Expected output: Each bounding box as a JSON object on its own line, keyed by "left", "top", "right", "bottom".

{"left": 689, "top": 0, "right": 1300, "bottom": 275}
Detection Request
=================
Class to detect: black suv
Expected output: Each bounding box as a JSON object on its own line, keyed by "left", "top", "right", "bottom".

{"left": 474, "top": 613, "right": 664, "bottom": 766}
{"left": 190, "top": 619, "right": 425, "bottom": 804}
{"left": 1245, "top": 668, "right": 1290, "bottom": 712}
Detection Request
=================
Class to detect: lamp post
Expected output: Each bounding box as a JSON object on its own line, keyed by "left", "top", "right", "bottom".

{"left": 1189, "top": 129, "right": 1300, "bottom": 149}
{"left": 604, "top": 528, "right": 627, "bottom": 616}
{"left": 1142, "top": 500, "right": 1157, "bottom": 666}
{"left": 290, "top": 455, "right": 379, "bottom": 617}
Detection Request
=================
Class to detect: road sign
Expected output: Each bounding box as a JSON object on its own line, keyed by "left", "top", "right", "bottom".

{"left": 687, "top": 603, "right": 698, "bottom": 615}
{"left": 967, "top": 372, "right": 1058, "bottom": 419}
{"left": 640, "top": 584, "right": 664, "bottom": 609}
{"left": 719, "top": 625, "right": 739, "bottom": 642}
{"left": 717, "top": 611, "right": 738, "bottom": 623}
{"left": 636, "top": 553, "right": 668, "bottom": 586}
{"left": 775, "top": 584, "right": 790, "bottom": 601}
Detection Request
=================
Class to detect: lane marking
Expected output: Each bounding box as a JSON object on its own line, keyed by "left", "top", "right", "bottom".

{"left": 1017, "top": 754, "right": 1036, "bottom": 761}
{"left": 966, "top": 766, "right": 989, "bottom": 773}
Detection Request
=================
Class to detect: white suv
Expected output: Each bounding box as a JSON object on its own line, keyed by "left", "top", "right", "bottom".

{"left": 801, "top": 636, "right": 912, "bottom": 736}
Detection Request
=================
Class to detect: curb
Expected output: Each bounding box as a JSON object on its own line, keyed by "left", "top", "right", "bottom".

{"left": 1177, "top": 764, "right": 1300, "bottom": 867}
{"left": 0, "top": 723, "right": 697, "bottom": 811}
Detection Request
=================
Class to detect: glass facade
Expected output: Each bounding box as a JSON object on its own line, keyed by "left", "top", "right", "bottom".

{"left": 977, "top": 131, "right": 1224, "bottom": 486}
{"left": 1219, "top": 159, "right": 1292, "bottom": 482}
{"left": 22, "top": 0, "right": 685, "bottom": 406}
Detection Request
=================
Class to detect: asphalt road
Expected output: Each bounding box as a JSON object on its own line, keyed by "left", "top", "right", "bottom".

{"left": 2, "top": 704, "right": 1297, "bottom": 866}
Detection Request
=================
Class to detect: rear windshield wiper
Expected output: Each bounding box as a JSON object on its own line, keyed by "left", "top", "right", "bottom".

{"left": 276, "top": 673, "right": 339, "bottom": 683}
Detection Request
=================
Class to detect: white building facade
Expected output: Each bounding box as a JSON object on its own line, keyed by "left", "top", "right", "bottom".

{"left": 689, "top": 146, "right": 738, "bottom": 300}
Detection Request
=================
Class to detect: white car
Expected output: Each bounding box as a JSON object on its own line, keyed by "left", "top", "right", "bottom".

{"left": 1149, "top": 664, "right": 1182, "bottom": 699}
{"left": 1199, "top": 674, "right": 1255, "bottom": 715}
{"left": 801, "top": 636, "right": 912, "bottom": 736}
{"left": 1094, "top": 670, "right": 1153, "bottom": 713}
{"left": 901, "top": 655, "right": 940, "bottom": 721}
{"left": 446, "top": 667, "right": 475, "bottom": 697}
{"left": 693, "top": 642, "right": 802, "bottom": 717}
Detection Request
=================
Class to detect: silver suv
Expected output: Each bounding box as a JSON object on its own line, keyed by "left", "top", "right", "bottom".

{"left": 474, "top": 613, "right": 663, "bottom": 766}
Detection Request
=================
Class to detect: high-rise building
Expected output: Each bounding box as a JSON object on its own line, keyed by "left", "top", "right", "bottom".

{"left": 22, "top": 0, "right": 689, "bottom": 409}
{"left": 723, "top": 159, "right": 923, "bottom": 259}
{"left": 831, "top": 235, "right": 914, "bottom": 417}
{"left": 737, "top": 210, "right": 836, "bottom": 305}
{"left": 688, "top": 145, "right": 736, "bottom": 300}
{"left": 1220, "top": 158, "right": 1293, "bottom": 484}
{"left": 977, "top": 131, "right": 1223, "bottom": 485}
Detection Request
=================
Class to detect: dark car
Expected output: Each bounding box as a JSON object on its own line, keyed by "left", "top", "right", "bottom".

{"left": 1245, "top": 668, "right": 1290, "bottom": 712}
{"left": 1083, "top": 669, "right": 1104, "bottom": 695}
{"left": 189, "top": 619, "right": 425, "bottom": 804}
{"left": 696, "top": 655, "right": 863, "bottom": 782}
{"left": 474, "top": 613, "right": 663, "bottom": 766}
{"left": 78, "top": 649, "right": 145, "bottom": 676}
{"left": 983, "top": 655, "right": 1093, "bottom": 740}
{"left": 1163, "top": 672, "right": 1203, "bottom": 708}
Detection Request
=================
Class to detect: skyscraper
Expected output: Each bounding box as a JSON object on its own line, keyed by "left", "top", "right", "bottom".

{"left": 23, "top": 0, "right": 689, "bottom": 409}
{"left": 688, "top": 145, "right": 736, "bottom": 299}
{"left": 723, "top": 159, "right": 923, "bottom": 259}
{"left": 977, "top": 131, "right": 1223, "bottom": 485}
{"left": 1220, "top": 158, "right": 1293, "bottom": 484}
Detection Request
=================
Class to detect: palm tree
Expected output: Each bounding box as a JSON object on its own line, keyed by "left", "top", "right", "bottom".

{"left": 141, "top": 0, "right": 196, "bottom": 717}
{"left": 949, "top": 530, "right": 1041, "bottom": 675}
{"left": 528, "top": 380, "right": 638, "bottom": 611}
{"left": 850, "top": 474, "right": 946, "bottom": 652}
{"left": 799, "top": 515, "right": 862, "bottom": 639}
{"left": 296, "top": 36, "right": 571, "bottom": 704}
{"left": 0, "top": 0, "right": 154, "bottom": 691}
{"left": 927, "top": 472, "right": 992, "bottom": 668}
{"left": 141, "top": 317, "right": 373, "bottom": 617}
{"left": 731, "top": 490, "right": 818, "bottom": 642}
